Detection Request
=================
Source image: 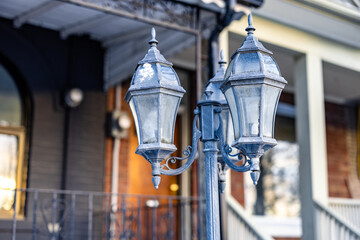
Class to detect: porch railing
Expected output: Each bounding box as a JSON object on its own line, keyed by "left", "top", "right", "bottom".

{"left": 0, "top": 188, "right": 205, "bottom": 240}
{"left": 314, "top": 200, "right": 360, "bottom": 240}
{"left": 329, "top": 197, "right": 360, "bottom": 229}
{"left": 225, "top": 195, "right": 274, "bottom": 240}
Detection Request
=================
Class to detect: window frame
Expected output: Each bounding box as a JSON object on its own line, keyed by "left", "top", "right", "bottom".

{"left": 0, "top": 125, "right": 26, "bottom": 219}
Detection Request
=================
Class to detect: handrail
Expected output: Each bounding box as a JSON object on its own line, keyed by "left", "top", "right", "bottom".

{"left": 0, "top": 187, "right": 204, "bottom": 201}
{"left": 314, "top": 200, "right": 360, "bottom": 239}
{"left": 329, "top": 197, "right": 360, "bottom": 205}
{"left": 226, "top": 195, "right": 275, "bottom": 240}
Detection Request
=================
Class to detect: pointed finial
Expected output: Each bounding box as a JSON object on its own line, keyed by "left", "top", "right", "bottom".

{"left": 218, "top": 49, "right": 226, "bottom": 66}
{"left": 245, "top": 13, "right": 255, "bottom": 35}
{"left": 152, "top": 176, "right": 161, "bottom": 189}
{"left": 248, "top": 12, "right": 253, "bottom": 25}
{"left": 149, "top": 27, "right": 158, "bottom": 47}
{"left": 250, "top": 171, "right": 260, "bottom": 185}
{"left": 219, "top": 181, "right": 226, "bottom": 194}
{"left": 249, "top": 157, "right": 260, "bottom": 185}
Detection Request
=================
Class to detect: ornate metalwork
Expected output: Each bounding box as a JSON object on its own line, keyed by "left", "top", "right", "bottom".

{"left": 160, "top": 113, "right": 201, "bottom": 176}
{"left": 72, "top": 0, "right": 197, "bottom": 29}
{"left": 215, "top": 113, "right": 251, "bottom": 173}
{"left": 223, "top": 144, "right": 247, "bottom": 162}
{"left": 40, "top": 197, "right": 68, "bottom": 239}
{"left": 159, "top": 207, "right": 174, "bottom": 239}
{"left": 160, "top": 145, "right": 192, "bottom": 171}
{"left": 113, "top": 200, "right": 137, "bottom": 239}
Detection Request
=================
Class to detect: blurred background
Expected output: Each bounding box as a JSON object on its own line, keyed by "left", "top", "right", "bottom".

{"left": 0, "top": 0, "right": 360, "bottom": 239}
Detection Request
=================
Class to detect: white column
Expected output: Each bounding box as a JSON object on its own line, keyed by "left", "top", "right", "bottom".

{"left": 295, "top": 53, "right": 328, "bottom": 240}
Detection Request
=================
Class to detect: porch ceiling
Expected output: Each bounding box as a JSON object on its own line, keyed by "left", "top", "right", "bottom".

{"left": 0, "top": 0, "right": 221, "bottom": 89}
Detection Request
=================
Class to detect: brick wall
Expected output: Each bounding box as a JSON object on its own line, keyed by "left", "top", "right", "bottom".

{"left": 231, "top": 172, "right": 245, "bottom": 206}
{"left": 325, "top": 102, "right": 352, "bottom": 198}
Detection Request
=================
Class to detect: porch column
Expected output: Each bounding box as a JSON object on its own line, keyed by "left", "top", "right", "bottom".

{"left": 294, "top": 53, "right": 328, "bottom": 240}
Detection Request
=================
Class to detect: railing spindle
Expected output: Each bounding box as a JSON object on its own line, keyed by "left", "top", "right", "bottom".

{"left": 12, "top": 189, "right": 17, "bottom": 240}
{"left": 32, "top": 191, "right": 38, "bottom": 240}
{"left": 70, "top": 194, "right": 76, "bottom": 240}
{"left": 51, "top": 192, "right": 57, "bottom": 240}
{"left": 168, "top": 198, "right": 174, "bottom": 239}
{"left": 137, "top": 197, "right": 142, "bottom": 240}
{"left": 152, "top": 198, "right": 157, "bottom": 240}
{"left": 88, "top": 194, "right": 93, "bottom": 240}
{"left": 122, "top": 196, "right": 126, "bottom": 237}
{"left": 105, "top": 195, "right": 110, "bottom": 240}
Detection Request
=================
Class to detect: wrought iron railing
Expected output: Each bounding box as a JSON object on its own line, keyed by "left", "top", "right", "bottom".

{"left": 314, "top": 200, "right": 360, "bottom": 240}
{"left": 225, "top": 195, "right": 274, "bottom": 240}
{"left": 0, "top": 188, "right": 205, "bottom": 240}
{"left": 329, "top": 197, "right": 360, "bottom": 229}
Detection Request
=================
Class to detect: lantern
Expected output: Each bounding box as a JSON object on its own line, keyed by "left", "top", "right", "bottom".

{"left": 220, "top": 14, "right": 287, "bottom": 165}
{"left": 125, "top": 28, "right": 185, "bottom": 186}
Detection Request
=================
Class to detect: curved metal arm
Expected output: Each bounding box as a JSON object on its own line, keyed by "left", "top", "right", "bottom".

{"left": 215, "top": 113, "right": 251, "bottom": 173}
{"left": 160, "top": 114, "right": 201, "bottom": 176}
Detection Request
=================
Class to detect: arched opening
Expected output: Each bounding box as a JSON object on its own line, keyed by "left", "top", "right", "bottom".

{"left": 0, "top": 60, "right": 30, "bottom": 218}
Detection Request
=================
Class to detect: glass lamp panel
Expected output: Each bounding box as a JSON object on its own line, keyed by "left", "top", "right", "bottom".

{"left": 159, "top": 93, "right": 180, "bottom": 144}
{"left": 220, "top": 108, "right": 230, "bottom": 143}
{"left": 219, "top": 107, "right": 234, "bottom": 143}
{"left": 159, "top": 64, "right": 179, "bottom": 85}
{"left": 129, "top": 98, "right": 141, "bottom": 145}
{"left": 263, "top": 85, "right": 281, "bottom": 138}
{"left": 134, "top": 94, "right": 159, "bottom": 144}
{"left": 261, "top": 54, "right": 280, "bottom": 75}
{"left": 234, "top": 85, "right": 261, "bottom": 137}
{"left": 234, "top": 53, "right": 261, "bottom": 74}
{"left": 224, "top": 88, "right": 240, "bottom": 140}
{"left": 133, "top": 63, "right": 158, "bottom": 85}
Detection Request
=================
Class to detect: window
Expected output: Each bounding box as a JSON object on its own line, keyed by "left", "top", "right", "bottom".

{"left": 0, "top": 63, "right": 27, "bottom": 218}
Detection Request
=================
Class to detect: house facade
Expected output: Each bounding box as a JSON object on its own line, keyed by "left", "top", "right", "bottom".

{"left": 0, "top": 0, "right": 360, "bottom": 239}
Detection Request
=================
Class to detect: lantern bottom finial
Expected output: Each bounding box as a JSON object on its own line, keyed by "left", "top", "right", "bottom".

{"left": 250, "top": 157, "right": 261, "bottom": 185}
{"left": 152, "top": 176, "right": 161, "bottom": 189}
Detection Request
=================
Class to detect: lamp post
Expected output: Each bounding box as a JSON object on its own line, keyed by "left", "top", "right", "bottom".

{"left": 125, "top": 13, "right": 287, "bottom": 240}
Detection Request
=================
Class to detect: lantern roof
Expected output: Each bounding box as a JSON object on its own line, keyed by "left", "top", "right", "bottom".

{"left": 202, "top": 50, "right": 227, "bottom": 105}
{"left": 235, "top": 14, "right": 272, "bottom": 55}
{"left": 125, "top": 28, "right": 185, "bottom": 103}
{"left": 138, "top": 28, "right": 173, "bottom": 66}
{"left": 221, "top": 13, "right": 287, "bottom": 92}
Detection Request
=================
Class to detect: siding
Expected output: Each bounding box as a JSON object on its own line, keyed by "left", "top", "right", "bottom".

{"left": 0, "top": 17, "right": 106, "bottom": 237}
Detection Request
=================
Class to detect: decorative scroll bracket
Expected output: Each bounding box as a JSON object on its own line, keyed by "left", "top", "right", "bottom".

{"left": 215, "top": 113, "right": 261, "bottom": 185}
{"left": 159, "top": 112, "right": 201, "bottom": 176}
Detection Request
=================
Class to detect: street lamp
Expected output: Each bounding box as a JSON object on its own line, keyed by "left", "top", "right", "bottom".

{"left": 125, "top": 13, "right": 287, "bottom": 239}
